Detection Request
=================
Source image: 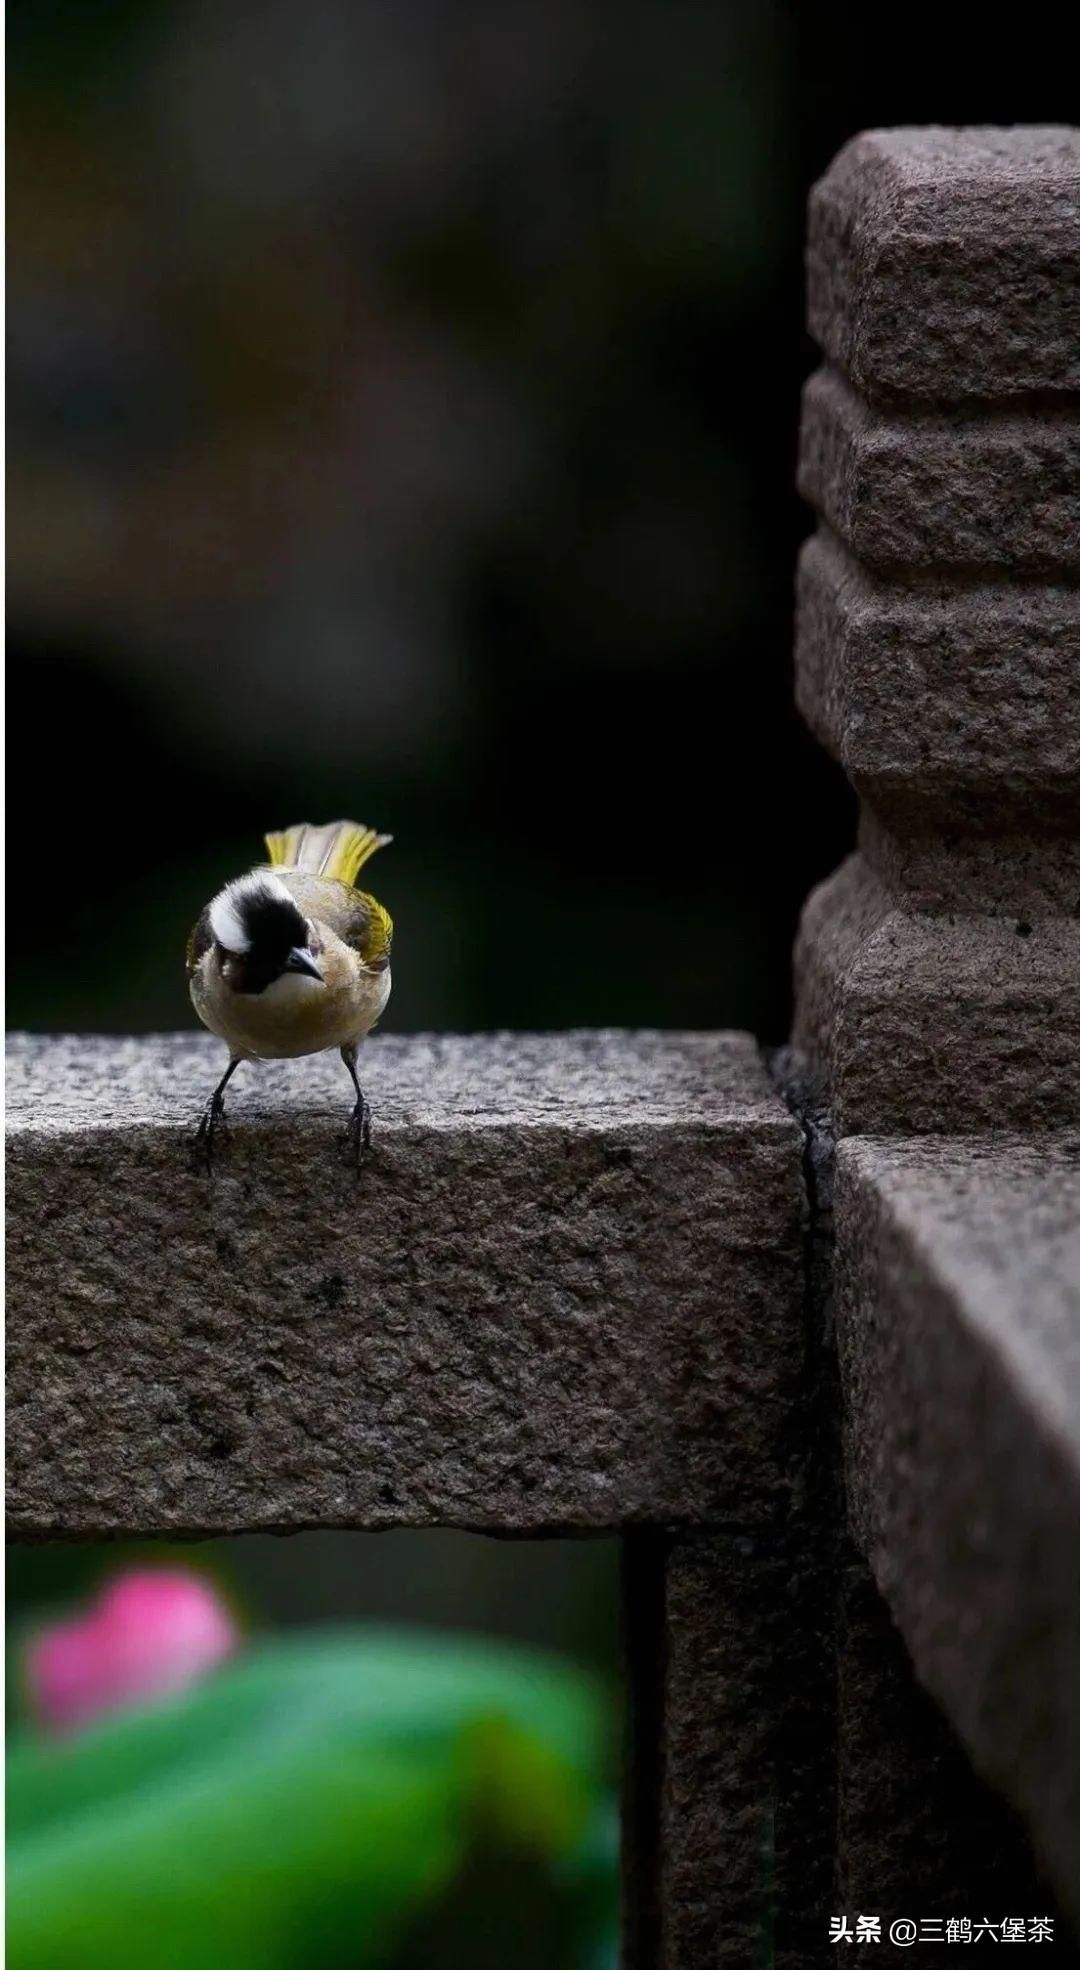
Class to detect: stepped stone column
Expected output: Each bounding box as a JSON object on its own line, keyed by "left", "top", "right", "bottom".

{"left": 793, "top": 126, "right": 1080, "bottom": 1135}
{"left": 791, "top": 126, "right": 1080, "bottom": 1945}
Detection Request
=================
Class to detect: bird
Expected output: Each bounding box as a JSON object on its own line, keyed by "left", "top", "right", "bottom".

{"left": 187, "top": 819, "right": 393, "bottom": 1168}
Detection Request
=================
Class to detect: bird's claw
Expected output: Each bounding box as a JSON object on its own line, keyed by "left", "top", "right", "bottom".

{"left": 192, "top": 1096, "right": 229, "bottom": 1174}
{"left": 345, "top": 1093, "right": 372, "bottom": 1172}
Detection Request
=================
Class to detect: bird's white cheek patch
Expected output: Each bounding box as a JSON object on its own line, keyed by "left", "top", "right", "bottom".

{"left": 209, "top": 892, "right": 250, "bottom": 953}
{"left": 209, "top": 872, "right": 295, "bottom": 954}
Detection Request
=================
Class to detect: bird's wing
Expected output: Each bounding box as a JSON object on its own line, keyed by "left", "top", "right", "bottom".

{"left": 348, "top": 890, "right": 393, "bottom": 970}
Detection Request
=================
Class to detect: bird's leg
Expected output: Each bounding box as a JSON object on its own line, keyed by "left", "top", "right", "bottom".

{"left": 193, "top": 1057, "right": 241, "bottom": 1171}
{"left": 341, "top": 1043, "right": 372, "bottom": 1170}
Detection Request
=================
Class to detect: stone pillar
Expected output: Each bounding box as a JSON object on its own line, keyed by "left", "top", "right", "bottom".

{"left": 788, "top": 126, "right": 1080, "bottom": 1955}
{"left": 792, "top": 127, "right": 1080, "bottom": 1136}
{"left": 656, "top": 1531, "right": 836, "bottom": 1970}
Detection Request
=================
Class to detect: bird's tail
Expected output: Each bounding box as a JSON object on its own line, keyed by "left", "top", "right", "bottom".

{"left": 264, "top": 820, "right": 392, "bottom": 888}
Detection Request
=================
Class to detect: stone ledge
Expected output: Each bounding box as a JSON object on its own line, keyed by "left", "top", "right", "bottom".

{"left": 5, "top": 1028, "right": 789, "bottom": 1135}
{"left": 796, "top": 531, "right": 1080, "bottom": 831}
{"left": 834, "top": 1134, "right": 1080, "bottom": 1921}
{"left": 808, "top": 126, "right": 1080, "bottom": 405}
{"left": 798, "top": 368, "right": 1080, "bottom": 576}
{"left": 793, "top": 855, "right": 1080, "bottom": 1135}
{"left": 6, "top": 1031, "right": 806, "bottom": 1539}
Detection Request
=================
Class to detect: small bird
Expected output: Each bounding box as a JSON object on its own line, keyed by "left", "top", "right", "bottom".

{"left": 187, "top": 819, "right": 393, "bottom": 1167}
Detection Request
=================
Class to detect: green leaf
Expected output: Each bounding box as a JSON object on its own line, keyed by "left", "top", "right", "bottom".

{"left": 7, "top": 1628, "right": 612, "bottom": 1970}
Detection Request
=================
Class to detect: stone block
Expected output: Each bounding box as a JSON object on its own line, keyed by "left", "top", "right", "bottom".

{"left": 793, "top": 855, "right": 1080, "bottom": 1135}
{"left": 6, "top": 1030, "right": 806, "bottom": 1539}
{"left": 799, "top": 369, "right": 1080, "bottom": 578}
{"left": 796, "top": 531, "right": 1080, "bottom": 833}
{"left": 834, "top": 1134, "right": 1080, "bottom": 1922}
{"left": 808, "top": 126, "right": 1080, "bottom": 405}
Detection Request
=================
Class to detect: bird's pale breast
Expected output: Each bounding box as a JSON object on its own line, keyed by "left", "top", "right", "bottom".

{"left": 190, "top": 929, "right": 390, "bottom": 1061}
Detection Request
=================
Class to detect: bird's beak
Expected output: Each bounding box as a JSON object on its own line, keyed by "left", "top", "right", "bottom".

{"left": 285, "top": 947, "right": 324, "bottom": 982}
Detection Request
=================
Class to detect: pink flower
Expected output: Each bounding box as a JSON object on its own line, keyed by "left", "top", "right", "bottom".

{"left": 26, "top": 1568, "right": 239, "bottom": 1735}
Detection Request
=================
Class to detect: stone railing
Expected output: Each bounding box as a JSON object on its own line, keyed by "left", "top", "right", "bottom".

{"left": 8, "top": 1030, "right": 816, "bottom": 1965}
{"left": 7, "top": 126, "right": 1080, "bottom": 1970}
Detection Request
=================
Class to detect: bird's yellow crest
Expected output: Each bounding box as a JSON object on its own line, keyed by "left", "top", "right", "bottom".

{"left": 264, "top": 820, "right": 392, "bottom": 889}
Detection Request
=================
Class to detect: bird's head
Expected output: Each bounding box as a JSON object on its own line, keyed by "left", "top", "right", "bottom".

{"left": 208, "top": 874, "right": 324, "bottom": 995}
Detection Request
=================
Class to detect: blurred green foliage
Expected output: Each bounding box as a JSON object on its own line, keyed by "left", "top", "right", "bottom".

{"left": 7, "top": 1628, "right": 616, "bottom": 1970}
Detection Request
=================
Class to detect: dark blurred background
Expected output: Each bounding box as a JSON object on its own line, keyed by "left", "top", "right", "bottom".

{"left": 7, "top": 2, "right": 1073, "bottom": 1040}
{"left": 7, "top": 0, "right": 1073, "bottom": 1808}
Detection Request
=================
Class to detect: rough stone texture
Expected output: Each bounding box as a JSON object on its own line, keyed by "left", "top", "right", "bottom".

{"left": 794, "top": 132, "right": 1080, "bottom": 1135}
{"left": 834, "top": 1135, "right": 1080, "bottom": 1923}
{"left": 659, "top": 1532, "right": 835, "bottom": 1970}
{"left": 796, "top": 531, "right": 1080, "bottom": 834}
{"left": 856, "top": 811, "right": 1080, "bottom": 918}
{"left": 6, "top": 1030, "right": 805, "bottom": 1539}
{"left": 793, "top": 855, "right": 1080, "bottom": 1135}
{"left": 771, "top": 1054, "right": 1078, "bottom": 1946}
{"left": 789, "top": 130, "right": 1080, "bottom": 1943}
{"left": 798, "top": 368, "right": 1080, "bottom": 578}
{"left": 807, "top": 127, "right": 1080, "bottom": 405}
{"left": 836, "top": 1552, "right": 1079, "bottom": 1948}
